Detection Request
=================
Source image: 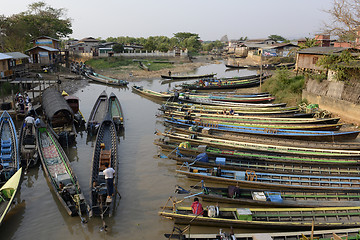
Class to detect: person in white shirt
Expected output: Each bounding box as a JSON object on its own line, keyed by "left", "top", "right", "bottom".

{"left": 103, "top": 163, "right": 115, "bottom": 198}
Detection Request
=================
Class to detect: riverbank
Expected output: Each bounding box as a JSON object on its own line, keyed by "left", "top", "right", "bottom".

{"left": 90, "top": 55, "right": 217, "bottom": 82}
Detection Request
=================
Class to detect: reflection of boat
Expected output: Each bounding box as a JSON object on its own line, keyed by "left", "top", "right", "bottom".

{"left": 108, "top": 92, "right": 124, "bottom": 131}
{"left": 42, "top": 88, "right": 76, "bottom": 146}
{"left": 0, "top": 111, "right": 20, "bottom": 185}
{"left": 89, "top": 114, "right": 118, "bottom": 218}
{"left": 85, "top": 72, "right": 128, "bottom": 86}
{"left": 87, "top": 91, "right": 108, "bottom": 135}
{"left": 165, "top": 226, "right": 360, "bottom": 239}
{"left": 37, "top": 123, "right": 87, "bottom": 216}
{"left": 0, "top": 167, "right": 22, "bottom": 226}
{"left": 19, "top": 118, "right": 38, "bottom": 168}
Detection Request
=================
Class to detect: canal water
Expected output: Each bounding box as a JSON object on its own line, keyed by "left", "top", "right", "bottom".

{"left": 1, "top": 63, "right": 260, "bottom": 239}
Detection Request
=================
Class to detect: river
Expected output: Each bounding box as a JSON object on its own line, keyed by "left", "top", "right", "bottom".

{"left": 1, "top": 63, "right": 262, "bottom": 239}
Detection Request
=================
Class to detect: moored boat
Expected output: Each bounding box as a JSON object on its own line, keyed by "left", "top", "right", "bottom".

{"left": 85, "top": 72, "right": 128, "bottom": 86}
{"left": 183, "top": 183, "right": 360, "bottom": 207}
{"left": 19, "top": 118, "right": 38, "bottom": 169}
{"left": 89, "top": 114, "right": 118, "bottom": 218}
{"left": 62, "top": 91, "right": 86, "bottom": 128}
{"left": 37, "top": 123, "right": 87, "bottom": 216}
{"left": 0, "top": 111, "right": 20, "bottom": 185}
{"left": 42, "top": 88, "right": 76, "bottom": 146}
{"left": 176, "top": 165, "right": 360, "bottom": 191}
{"left": 87, "top": 91, "right": 108, "bottom": 135}
{"left": 0, "top": 167, "right": 22, "bottom": 226}
{"left": 161, "top": 73, "right": 216, "bottom": 80}
{"left": 108, "top": 92, "right": 124, "bottom": 131}
{"left": 159, "top": 204, "right": 360, "bottom": 229}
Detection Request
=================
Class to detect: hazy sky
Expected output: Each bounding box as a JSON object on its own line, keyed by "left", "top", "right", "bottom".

{"left": 1, "top": 0, "right": 334, "bottom": 41}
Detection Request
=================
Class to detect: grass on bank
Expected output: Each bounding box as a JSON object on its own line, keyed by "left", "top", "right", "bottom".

{"left": 261, "top": 68, "right": 305, "bottom": 106}
{"left": 85, "top": 57, "right": 175, "bottom": 71}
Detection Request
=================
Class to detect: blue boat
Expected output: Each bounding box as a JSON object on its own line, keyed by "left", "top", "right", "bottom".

{"left": 164, "top": 118, "right": 360, "bottom": 141}
{"left": 0, "top": 111, "right": 19, "bottom": 185}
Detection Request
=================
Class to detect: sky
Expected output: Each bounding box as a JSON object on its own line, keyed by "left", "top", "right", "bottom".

{"left": 1, "top": 0, "right": 335, "bottom": 41}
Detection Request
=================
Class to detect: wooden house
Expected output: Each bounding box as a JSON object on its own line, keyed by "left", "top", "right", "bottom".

{"left": 32, "top": 36, "right": 60, "bottom": 50}
{"left": 26, "top": 46, "right": 59, "bottom": 65}
{"left": 0, "top": 53, "right": 12, "bottom": 80}
{"left": 5, "top": 52, "right": 30, "bottom": 77}
{"left": 295, "top": 47, "right": 360, "bottom": 72}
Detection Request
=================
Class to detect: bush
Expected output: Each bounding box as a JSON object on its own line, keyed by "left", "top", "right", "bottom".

{"left": 262, "top": 68, "right": 305, "bottom": 105}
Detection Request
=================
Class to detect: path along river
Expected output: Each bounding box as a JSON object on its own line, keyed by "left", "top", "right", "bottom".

{"left": 1, "top": 63, "right": 266, "bottom": 239}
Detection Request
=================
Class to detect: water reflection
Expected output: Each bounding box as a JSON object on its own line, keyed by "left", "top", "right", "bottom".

{"left": 4, "top": 63, "right": 262, "bottom": 239}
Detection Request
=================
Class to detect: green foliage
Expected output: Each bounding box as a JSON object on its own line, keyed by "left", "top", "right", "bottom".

{"left": 85, "top": 57, "right": 134, "bottom": 69}
{"left": 105, "top": 32, "right": 202, "bottom": 53}
{"left": 112, "top": 43, "right": 124, "bottom": 53}
{"left": 0, "top": 1, "right": 72, "bottom": 52}
{"left": 238, "top": 37, "right": 248, "bottom": 41}
{"left": 262, "top": 68, "right": 305, "bottom": 105}
{"left": 298, "top": 37, "right": 319, "bottom": 49}
{"left": 0, "top": 82, "right": 19, "bottom": 97}
{"left": 201, "top": 40, "right": 224, "bottom": 52}
{"left": 316, "top": 50, "right": 355, "bottom": 81}
{"left": 268, "top": 34, "right": 286, "bottom": 42}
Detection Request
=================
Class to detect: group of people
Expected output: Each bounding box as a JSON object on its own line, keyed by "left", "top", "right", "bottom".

{"left": 15, "top": 93, "right": 33, "bottom": 115}
{"left": 220, "top": 108, "right": 235, "bottom": 115}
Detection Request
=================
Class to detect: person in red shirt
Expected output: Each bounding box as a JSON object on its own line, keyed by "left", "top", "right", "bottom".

{"left": 191, "top": 197, "right": 203, "bottom": 215}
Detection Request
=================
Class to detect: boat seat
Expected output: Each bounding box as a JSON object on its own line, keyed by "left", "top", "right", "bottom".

{"left": 99, "top": 149, "right": 111, "bottom": 171}
{"left": 1, "top": 153, "right": 12, "bottom": 161}
{"left": 1, "top": 146, "right": 11, "bottom": 154}
{"left": 1, "top": 139, "right": 11, "bottom": 149}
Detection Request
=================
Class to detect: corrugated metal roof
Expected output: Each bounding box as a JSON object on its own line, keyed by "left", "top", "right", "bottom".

{"left": 26, "top": 46, "right": 59, "bottom": 52}
{"left": 4, "top": 52, "right": 29, "bottom": 59}
{"left": 297, "top": 47, "right": 353, "bottom": 55}
{"left": 0, "top": 53, "right": 12, "bottom": 61}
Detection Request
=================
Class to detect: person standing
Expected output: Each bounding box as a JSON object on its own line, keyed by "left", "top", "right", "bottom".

{"left": 103, "top": 163, "right": 115, "bottom": 199}
{"left": 191, "top": 197, "right": 203, "bottom": 215}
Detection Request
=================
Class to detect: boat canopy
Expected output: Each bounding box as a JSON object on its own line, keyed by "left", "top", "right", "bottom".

{"left": 42, "top": 88, "right": 74, "bottom": 127}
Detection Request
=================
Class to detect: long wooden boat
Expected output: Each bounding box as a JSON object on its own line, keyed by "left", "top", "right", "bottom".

{"left": 164, "top": 117, "right": 342, "bottom": 131}
{"left": 19, "top": 118, "right": 38, "bottom": 168}
{"left": 161, "top": 73, "right": 216, "bottom": 80}
{"left": 159, "top": 204, "right": 360, "bottom": 229}
{"left": 0, "top": 167, "right": 22, "bottom": 226}
{"left": 155, "top": 139, "right": 360, "bottom": 165}
{"left": 85, "top": 72, "right": 129, "bottom": 86}
{"left": 181, "top": 78, "right": 262, "bottom": 90}
{"left": 225, "top": 63, "right": 249, "bottom": 69}
{"left": 164, "top": 118, "right": 358, "bottom": 141}
{"left": 89, "top": 114, "right": 118, "bottom": 218}
{"left": 37, "top": 123, "right": 87, "bottom": 216}
{"left": 184, "top": 184, "right": 360, "bottom": 207}
{"left": 164, "top": 111, "right": 340, "bottom": 125}
{"left": 164, "top": 152, "right": 360, "bottom": 176}
{"left": 176, "top": 165, "right": 360, "bottom": 191}
{"left": 62, "top": 91, "right": 86, "bottom": 128}
{"left": 160, "top": 132, "right": 360, "bottom": 158}
{"left": 132, "top": 85, "right": 172, "bottom": 100}
{"left": 42, "top": 88, "right": 77, "bottom": 147}
{"left": 161, "top": 101, "right": 288, "bottom": 109}
{"left": 0, "top": 111, "right": 19, "bottom": 185}
{"left": 87, "top": 91, "right": 108, "bottom": 135}
{"left": 165, "top": 227, "right": 360, "bottom": 240}
{"left": 167, "top": 126, "right": 360, "bottom": 150}
{"left": 108, "top": 92, "right": 124, "bottom": 131}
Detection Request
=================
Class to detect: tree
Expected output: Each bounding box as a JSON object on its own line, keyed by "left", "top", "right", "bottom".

{"left": 112, "top": 43, "right": 124, "bottom": 53}
{"left": 298, "top": 37, "right": 320, "bottom": 49}
{"left": 238, "top": 36, "right": 248, "bottom": 41}
{"left": 0, "top": 1, "right": 72, "bottom": 52}
{"left": 324, "top": 0, "right": 360, "bottom": 41}
{"left": 268, "top": 35, "right": 286, "bottom": 42}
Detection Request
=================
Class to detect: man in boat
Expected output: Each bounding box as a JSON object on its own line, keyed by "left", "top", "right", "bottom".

{"left": 168, "top": 70, "right": 171, "bottom": 76}
{"left": 229, "top": 108, "right": 234, "bottom": 115}
{"left": 24, "top": 114, "right": 35, "bottom": 131}
{"left": 103, "top": 163, "right": 115, "bottom": 199}
{"left": 191, "top": 197, "right": 203, "bottom": 216}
